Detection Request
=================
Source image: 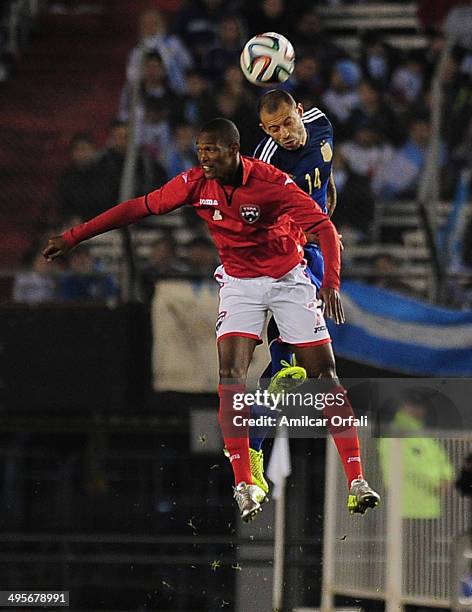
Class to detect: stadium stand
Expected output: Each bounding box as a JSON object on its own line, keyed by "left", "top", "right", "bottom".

{"left": 0, "top": 2, "right": 472, "bottom": 610}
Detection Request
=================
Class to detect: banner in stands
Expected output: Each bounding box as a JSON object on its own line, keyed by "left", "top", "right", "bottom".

{"left": 328, "top": 281, "right": 472, "bottom": 376}
{"left": 152, "top": 280, "right": 268, "bottom": 392}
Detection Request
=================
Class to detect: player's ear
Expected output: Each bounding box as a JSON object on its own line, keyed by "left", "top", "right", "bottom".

{"left": 259, "top": 122, "right": 270, "bottom": 136}
{"left": 296, "top": 103, "right": 304, "bottom": 117}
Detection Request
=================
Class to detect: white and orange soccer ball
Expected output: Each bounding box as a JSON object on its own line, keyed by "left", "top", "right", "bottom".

{"left": 240, "top": 32, "right": 295, "bottom": 87}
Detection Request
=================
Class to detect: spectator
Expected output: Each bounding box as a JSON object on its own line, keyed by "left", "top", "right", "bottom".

{"left": 283, "top": 55, "right": 324, "bottom": 106}
{"left": 322, "top": 59, "right": 361, "bottom": 138}
{"left": 335, "top": 123, "right": 394, "bottom": 237}
{"left": 202, "top": 15, "right": 246, "bottom": 81}
{"left": 99, "top": 120, "right": 168, "bottom": 204}
{"left": 378, "top": 390, "right": 454, "bottom": 519}
{"left": 390, "top": 52, "right": 426, "bottom": 106}
{"left": 185, "top": 236, "right": 219, "bottom": 277}
{"left": 137, "top": 96, "right": 173, "bottom": 169}
{"left": 58, "top": 248, "right": 118, "bottom": 303}
{"left": 119, "top": 51, "right": 175, "bottom": 124}
{"left": 347, "top": 79, "right": 400, "bottom": 144}
{"left": 126, "top": 7, "right": 192, "bottom": 95}
{"left": 291, "top": 9, "right": 344, "bottom": 82}
{"left": 359, "top": 32, "right": 398, "bottom": 89}
{"left": 166, "top": 123, "right": 198, "bottom": 178}
{"left": 205, "top": 90, "right": 258, "bottom": 154}
{"left": 243, "top": 0, "right": 295, "bottom": 39}
{"left": 56, "top": 133, "right": 110, "bottom": 224}
{"left": 140, "top": 235, "right": 188, "bottom": 298}
{"left": 443, "top": 0, "right": 472, "bottom": 49}
{"left": 375, "top": 116, "right": 445, "bottom": 201}
{"left": 371, "top": 253, "right": 423, "bottom": 298}
{"left": 173, "top": 0, "right": 228, "bottom": 67}
{"left": 219, "top": 64, "right": 255, "bottom": 107}
{"left": 330, "top": 151, "right": 376, "bottom": 236}
{"left": 174, "top": 69, "right": 210, "bottom": 126}
{"left": 339, "top": 122, "right": 394, "bottom": 196}
{"left": 13, "top": 251, "right": 57, "bottom": 304}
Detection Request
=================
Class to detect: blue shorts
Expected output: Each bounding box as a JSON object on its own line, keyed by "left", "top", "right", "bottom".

{"left": 304, "top": 243, "right": 324, "bottom": 291}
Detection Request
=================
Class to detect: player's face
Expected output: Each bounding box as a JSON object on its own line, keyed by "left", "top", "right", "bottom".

{"left": 196, "top": 133, "right": 239, "bottom": 182}
{"left": 259, "top": 102, "right": 307, "bottom": 150}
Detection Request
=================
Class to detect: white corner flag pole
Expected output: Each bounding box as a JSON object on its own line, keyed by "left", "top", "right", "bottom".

{"left": 267, "top": 425, "right": 292, "bottom": 612}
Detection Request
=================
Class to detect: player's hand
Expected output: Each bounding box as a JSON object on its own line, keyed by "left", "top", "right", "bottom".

{"left": 319, "top": 287, "right": 345, "bottom": 324}
{"left": 42, "top": 235, "right": 71, "bottom": 261}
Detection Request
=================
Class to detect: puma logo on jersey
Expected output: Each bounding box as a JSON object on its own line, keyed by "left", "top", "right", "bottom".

{"left": 199, "top": 198, "right": 219, "bottom": 206}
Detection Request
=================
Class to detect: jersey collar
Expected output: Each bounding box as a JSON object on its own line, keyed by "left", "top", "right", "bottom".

{"left": 241, "top": 156, "right": 253, "bottom": 185}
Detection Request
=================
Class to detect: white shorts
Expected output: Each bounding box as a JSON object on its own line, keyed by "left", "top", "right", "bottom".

{"left": 214, "top": 264, "right": 331, "bottom": 347}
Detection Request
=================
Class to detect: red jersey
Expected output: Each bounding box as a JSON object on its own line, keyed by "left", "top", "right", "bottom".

{"left": 63, "top": 156, "right": 340, "bottom": 288}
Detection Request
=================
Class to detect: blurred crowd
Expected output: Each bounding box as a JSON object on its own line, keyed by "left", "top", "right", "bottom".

{"left": 8, "top": 0, "right": 472, "bottom": 304}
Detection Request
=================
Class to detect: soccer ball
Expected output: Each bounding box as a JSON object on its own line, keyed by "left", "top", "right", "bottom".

{"left": 240, "top": 32, "right": 295, "bottom": 87}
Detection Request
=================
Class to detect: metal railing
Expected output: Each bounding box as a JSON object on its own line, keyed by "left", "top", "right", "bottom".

{"left": 322, "top": 430, "right": 472, "bottom": 611}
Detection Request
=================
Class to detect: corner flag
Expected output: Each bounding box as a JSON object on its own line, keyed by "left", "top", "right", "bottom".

{"left": 267, "top": 426, "right": 291, "bottom": 500}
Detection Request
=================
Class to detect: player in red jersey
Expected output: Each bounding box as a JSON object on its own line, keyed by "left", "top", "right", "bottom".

{"left": 44, "top": 118, "right": 345, "bottom": 522}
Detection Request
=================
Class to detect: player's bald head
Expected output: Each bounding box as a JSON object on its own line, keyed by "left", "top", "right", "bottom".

{"left": 258, "top": 90, "right": 306, "bottom": 150}
{"left": 258, "top": 90, "right": 296, "bottom": 117}
{"left": 199, "top": 118, "right": 240, "bottom": 146}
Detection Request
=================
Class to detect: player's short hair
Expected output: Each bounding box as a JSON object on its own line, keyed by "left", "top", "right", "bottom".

{"left": 258, "top": 90, "right": 296, "bottom": 116}
{"left": 199, "top": 118, "right": 240, "bottom": 145}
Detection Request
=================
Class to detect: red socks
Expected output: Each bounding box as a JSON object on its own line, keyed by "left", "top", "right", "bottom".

{"left": 218, "top": 382, "right": 363, "bottom": 487}
{"left": 323, "top": 385, "right": 364, "bottom": 485}
{"left": 218, "top": 383, "right": 252, "bottom": 485}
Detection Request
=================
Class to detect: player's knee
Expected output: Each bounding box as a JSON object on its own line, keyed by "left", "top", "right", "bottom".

{"left": 219, "top": 365, "right": 248, "bottom": 381}
{"left": 317, "top": 366, "right": 338, "bottom": 383}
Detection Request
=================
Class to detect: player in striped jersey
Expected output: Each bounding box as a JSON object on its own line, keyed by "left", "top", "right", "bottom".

{"left": 248, "top": 90, "right": 379, "bottom": 515}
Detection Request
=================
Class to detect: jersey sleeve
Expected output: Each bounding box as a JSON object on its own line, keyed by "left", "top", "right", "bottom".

{"left": 310, "top": 115, "right": 333, "bottom": 143}
{"left": 63, "top": 173, "right": 193, "bottom": 247}
{"left": 280, "top": 178, "right": 341, "bottom": 290}
{"left": 145, "top": 172, "right": 195, "bottom": 214}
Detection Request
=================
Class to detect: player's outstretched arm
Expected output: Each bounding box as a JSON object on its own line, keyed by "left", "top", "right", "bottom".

{"left": 42, "top": 173, "right": 194, "bottom": 262}
{"left": 41, "top": 196, "right": 151, "bottom": 262}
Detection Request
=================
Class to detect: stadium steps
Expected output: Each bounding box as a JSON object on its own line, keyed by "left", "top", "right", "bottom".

{"left": 0, "top": 0, "right": 137, "bottom": 267}
{"left": 317, "top": 2, "right": 427, "bottom": 55}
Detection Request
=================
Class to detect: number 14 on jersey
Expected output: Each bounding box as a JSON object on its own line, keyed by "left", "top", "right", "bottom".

{"left": 305, "top": 168, "right": 321, "bottom": 195}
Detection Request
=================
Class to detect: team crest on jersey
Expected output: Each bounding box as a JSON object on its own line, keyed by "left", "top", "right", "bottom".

{"left": 320, "top": 141, "right": 333, "bottom": 162}
{"left": 240, "top": 205, "right": 260, "bottom": 224}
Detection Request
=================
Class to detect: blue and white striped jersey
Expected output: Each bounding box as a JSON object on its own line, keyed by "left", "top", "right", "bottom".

{"left": 254, "top": 107, "right": 333, "bottom": 215}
